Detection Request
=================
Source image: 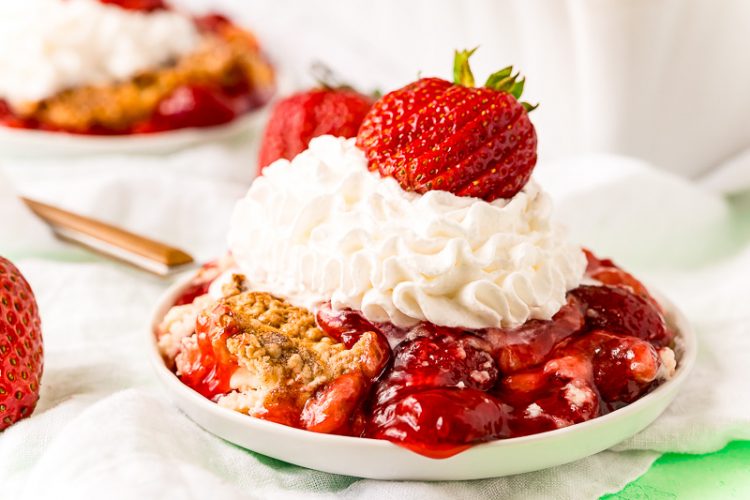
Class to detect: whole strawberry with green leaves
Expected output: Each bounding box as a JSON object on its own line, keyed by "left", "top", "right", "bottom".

{"left": 357, "top": 48, "right": 538, "bottom": 202}
{"left": 0, "top": 257, "right": 43, "bottom": 430}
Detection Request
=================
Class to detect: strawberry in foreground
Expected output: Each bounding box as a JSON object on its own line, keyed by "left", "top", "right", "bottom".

{"left": 357, "top": 48, "right": 538, "bottom": 202}
{"left": 257, "top": 86, "right": 374, "bottom": 173}
{"left": 0, "top": 257, "right": 43, "bottom": 431}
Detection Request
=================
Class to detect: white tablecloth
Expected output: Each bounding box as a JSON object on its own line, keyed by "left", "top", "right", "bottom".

{"left": 1, "top": 137, "right": 749, "bottom": 499}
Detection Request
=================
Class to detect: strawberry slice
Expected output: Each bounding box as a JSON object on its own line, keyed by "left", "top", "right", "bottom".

{"left": 556, "top": 330, "right": 663, "bottom": 404}
{"left": 582, "top": 248, "right": 658, "bottom": 305}
{"left": 499, "top": 349, "right": 599, "bottom": 436}
{"left": 367, "top": 388, "right": 513, "bottom": 458}
{"left": 193, "top": 14, "right": 231, "bottom": 33}
{"left": 481, "top": 295, "right": 585, "bottom": 373}
{"left": 175, "top": 302, "right": 238, "bottom": 399}
{"left": 571, "top": 285, "right": 671, "bottom": 347}
{"left": 144, "top": 85, "right": 237, "bottom": 132}
{"left": 257, "top": 393, "right": 303, "bottom": 428}
{"left": 301, "top": 371, "right": 368, "bottom": 434}
{"left": 316, "top": 302, "right": 381, "bottom": 349}
{"left": 373, "top": 325, "right": 498, "bottom": 407}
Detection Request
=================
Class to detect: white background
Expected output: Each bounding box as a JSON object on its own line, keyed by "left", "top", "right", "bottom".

{"left": 175, "top": 0, "right": 750, "bottom": 179}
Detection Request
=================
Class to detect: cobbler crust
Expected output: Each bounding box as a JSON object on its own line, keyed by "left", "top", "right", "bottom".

{"left": 15, "top": 23, "right": 274, "bottom": 131}
{"left": 222, "top": 291, "right": 375, "bottom": 395}
{"left": 159, "top": 272, "right": 378, "bottom": 417}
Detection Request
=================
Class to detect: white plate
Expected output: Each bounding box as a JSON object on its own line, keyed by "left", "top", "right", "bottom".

{"left": 0, "top": 111, "right": 266, "bottom": 158}
{"left": 147, "top": 274, "right": 696, "bottom": 480}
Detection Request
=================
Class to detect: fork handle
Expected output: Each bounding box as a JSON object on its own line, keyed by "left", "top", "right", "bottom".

{"left": 22, "top": 197, "right": 194, "bottom": 269}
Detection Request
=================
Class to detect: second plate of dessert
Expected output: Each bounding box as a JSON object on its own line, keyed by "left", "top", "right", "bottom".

{"left": 0, "top": 0, "right": 276, "bottom": 156}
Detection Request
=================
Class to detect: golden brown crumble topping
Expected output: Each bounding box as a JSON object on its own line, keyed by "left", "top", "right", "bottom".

{"left": 221, "top": 291, "right": 376, "bottom": 395}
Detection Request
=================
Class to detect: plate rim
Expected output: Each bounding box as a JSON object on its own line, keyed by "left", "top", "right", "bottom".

{"left": 0, "top": 111, "right": 265, "bottom": 156}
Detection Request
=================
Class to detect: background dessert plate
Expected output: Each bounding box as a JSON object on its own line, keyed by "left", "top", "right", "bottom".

{"left": 147, "top": 273, "right": 697, "bottom": 481}
{"left": 0, "top": 111, "right": 266, "bottom": 158}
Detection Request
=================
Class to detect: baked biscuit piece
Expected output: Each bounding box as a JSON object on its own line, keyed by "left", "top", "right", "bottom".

{"left": 165, "top": 271, "right": 390, "bottom": 433}
{"left": 209, "top": 292, "right": 380, "bottom": 423}
{"left": 223, "top": 292, "right": 376, "bottom": 396}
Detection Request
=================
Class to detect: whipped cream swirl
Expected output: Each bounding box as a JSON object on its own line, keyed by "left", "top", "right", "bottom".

{"left": 229, "top": 136, "right": 586, "bottom": 330}
{"left": 0, "top": 0, "right": 199, "bottom": 108}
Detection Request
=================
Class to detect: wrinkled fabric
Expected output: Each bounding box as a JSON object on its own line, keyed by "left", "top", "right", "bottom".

{"left": 0, "top": 143, "right": 748, "bottom": 500}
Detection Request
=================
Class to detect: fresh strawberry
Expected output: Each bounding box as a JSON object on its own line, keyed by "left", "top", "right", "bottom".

{"left": 356, "top": 48, "right": 538, "bottom": 202}
{"left": 257, "top": 88, "right": 373, "bottom": 172}
{"left": 98, "top": 0, "right": 167, "bottom": 12}
{"left": 0, "top": 257, "right": 43, "bottom": 431}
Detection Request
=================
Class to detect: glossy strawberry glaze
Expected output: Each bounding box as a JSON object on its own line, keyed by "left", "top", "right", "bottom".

{"left": 176, "top": 302, "right": 238, "bottom": 399}
{"left": 170, "top": 261, "right": 239, "bottom": 400}
{"left": 173, "top": 281, "right": 211, "bottom": 307}
{"left": 173, "top": 260, "right": 221, "bottom": 306}
{"left": 169, "top": 250, "right": 676, "bottom": 459}
{"left": 0, "top": 13, "right": 270, "bottom": 135}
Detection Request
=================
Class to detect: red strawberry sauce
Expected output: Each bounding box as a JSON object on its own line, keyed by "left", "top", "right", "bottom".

{"left": 171, "top": 251, "right": 675, "bottom": 459}
{"left": 176, "top": 302, "right": 238, "bottom": 399}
